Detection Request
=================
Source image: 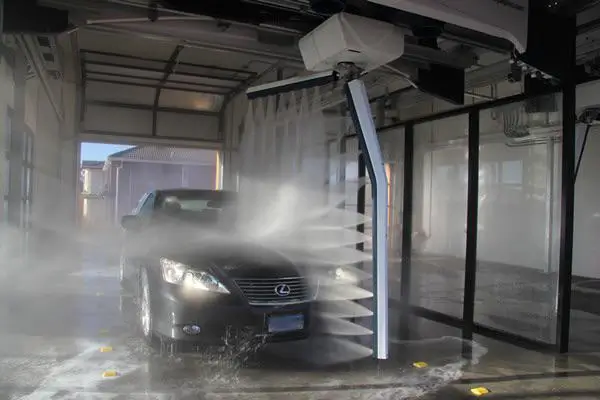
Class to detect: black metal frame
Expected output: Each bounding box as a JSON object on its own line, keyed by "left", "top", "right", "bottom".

{"left": 399, "top": 122, "right": 413, "bottom": 340}
{"left": 556, "top": 14, "right": 578, "bottom": 353}
{"left": 462, "top": 110, "right": 480, "bottom": 342}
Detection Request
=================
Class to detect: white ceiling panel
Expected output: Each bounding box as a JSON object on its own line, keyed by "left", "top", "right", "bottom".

{"left": 159, "top": 90, "right": 224, "bottom": 112}
{"left": 81, "top": 103, "right": 221, "bottom": 145}
{"left": 85, "top": 81, "right": 155, "bottom": 105}
{"left": 84, "top": 63, "right": 164, "bottom": 80}
{"left": 83, "top": 104, "right": 153, "bottom": 135}
{"left": 156, "top": 111, "right": 220, "bottom": 141}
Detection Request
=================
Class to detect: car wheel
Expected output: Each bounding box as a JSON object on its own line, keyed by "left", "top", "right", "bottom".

{"left": 138, "top": 270, "right": 154, "bottom": 343}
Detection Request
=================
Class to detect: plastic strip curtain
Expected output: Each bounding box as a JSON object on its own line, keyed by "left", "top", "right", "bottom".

{"left": 237, "top": 87, "right": 377, "bottom": 361}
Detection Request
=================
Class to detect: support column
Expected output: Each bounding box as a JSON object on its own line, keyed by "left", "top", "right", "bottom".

{"left": 399, "top": 122, "right": 414, "bottom": 339}
{"left": 463, "top": 110, "right": 480, "bottom": 356}
{"left": 556, "top": 14, "right": 577, "bottom": 354}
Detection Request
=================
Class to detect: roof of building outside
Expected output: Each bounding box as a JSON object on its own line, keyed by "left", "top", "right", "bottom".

{"left": 107, "top": 145, "right": 216, "bottom": 165}
{"left": 81, "top": 160, "right": 104, "bottom": 169}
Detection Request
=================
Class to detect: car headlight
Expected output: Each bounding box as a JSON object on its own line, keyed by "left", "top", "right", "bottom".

{"left": 328, "top": 267, "right": 358, "bottom": 284}
{"left": 160, "top": 258, "right": 230, "bottom": 294}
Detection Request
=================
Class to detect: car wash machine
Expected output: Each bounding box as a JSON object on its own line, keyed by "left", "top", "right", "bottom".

{"left": 2, "top": 0, "right": 582, "bottom": 359}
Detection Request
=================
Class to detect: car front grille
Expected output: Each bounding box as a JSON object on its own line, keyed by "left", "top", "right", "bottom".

{"left": 234, "top": 277, "right": 310, "bottom": 306}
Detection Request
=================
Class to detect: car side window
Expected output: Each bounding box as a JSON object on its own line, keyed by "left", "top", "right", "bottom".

{"left": 138, "top": 193, "right": 156, "bottom": 218}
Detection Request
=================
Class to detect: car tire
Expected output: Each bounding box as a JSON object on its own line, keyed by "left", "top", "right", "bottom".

{"left": 138, "top": 269, "right": 154, "bottom": 344}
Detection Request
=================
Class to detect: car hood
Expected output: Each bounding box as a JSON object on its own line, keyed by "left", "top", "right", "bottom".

{"left": 162, "top": 241, "right": 304, "bottom": 280}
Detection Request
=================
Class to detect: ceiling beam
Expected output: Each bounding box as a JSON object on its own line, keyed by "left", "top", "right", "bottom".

{"left": 83, "top": 59, "right": 247, "bottom": 82}
{"left": 80, "top": 130, "right": 222, "bottom": 148}
{"left": 86, "top": 100, "right": 219, "bottom": 116}
{"left": 85, "top": 70, "right": 236, "bottom": 90}
{"left": 80, "top": 49, "right": 256, "bottom": 76}
{"left": 85, "top": 77, "right": 229, "bottom": 95}
{"left": 153, "top": 44, "right": 184, "bottom": 136}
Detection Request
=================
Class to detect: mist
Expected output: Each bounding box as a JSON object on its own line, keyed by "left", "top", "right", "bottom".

{"left": 0, "top": 87, "right": 486, "bottom": 399}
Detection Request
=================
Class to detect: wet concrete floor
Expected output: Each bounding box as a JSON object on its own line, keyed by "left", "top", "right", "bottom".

{"left": 1, "top": 249, "right": 600, "bottom": 399}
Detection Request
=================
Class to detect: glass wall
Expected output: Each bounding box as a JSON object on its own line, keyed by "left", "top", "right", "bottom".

{"left": 571, "top": 119, "right": 600, "bottom": 351}
{"left": 379, "top": 129, "right": 405, "bottom": 301}
{"left": 411, "top": 115, "right": 469, "bottom": 318}
{"left": 474, "top": 94, "right": 562, "bottom": 344}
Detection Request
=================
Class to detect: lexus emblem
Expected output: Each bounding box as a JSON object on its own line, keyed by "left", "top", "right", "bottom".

{"left": 274, "top": 283, "right": 291, "bottom": 297}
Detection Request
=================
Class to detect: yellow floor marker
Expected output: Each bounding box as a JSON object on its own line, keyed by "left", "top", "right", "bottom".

{"left": 102, "top": 370, "right": 118, "bottom": 378}
{"left": 100, "top": 346, "right": 113, "bottom": 353}
{"left": 412, "top": 361, "right": 428, "bottom": 369}
{"left": 470, "top": 387, "right": 490, "bottom": 396}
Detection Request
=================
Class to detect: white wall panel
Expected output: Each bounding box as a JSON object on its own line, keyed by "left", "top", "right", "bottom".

{"left": 86, "top": 81, "right": 155, "bottom": 105}
{"left": 83, "top": 104, "right": 153, "bottom": 135}
{"left": 30, "top": 75, "right": 61, "bottom": 232}
{"left": 83, "top": 103, "right": 220, "bottom": 142}
{"left": 159, "top": 90, "right": 223, "bottom": 112}
{"left": 0, "top": 59, "right": 14, "bottom": 110}
{"left": 156, "top": 111, "right": 219, "bottom": 140}
{"left": 0, "top": 58, "right": 13, "bottom": 229}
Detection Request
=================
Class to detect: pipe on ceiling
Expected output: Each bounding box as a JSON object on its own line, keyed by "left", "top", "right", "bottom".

{"left": 84, "top": 16, "right": 214, "bottom": 25}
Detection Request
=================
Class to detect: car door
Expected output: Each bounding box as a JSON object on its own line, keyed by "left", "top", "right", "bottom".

{"left": 122, "top": 192, "right": 156, "bottom": 284}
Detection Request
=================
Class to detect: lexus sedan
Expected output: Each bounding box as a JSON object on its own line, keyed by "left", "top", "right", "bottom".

{"left": 119, "top": 189, "right": 312, "bottom": 349}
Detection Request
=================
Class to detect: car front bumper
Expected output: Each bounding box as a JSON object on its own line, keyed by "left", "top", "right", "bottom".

{"left": 150, "top": 281, "right": 312, "bottom": 345}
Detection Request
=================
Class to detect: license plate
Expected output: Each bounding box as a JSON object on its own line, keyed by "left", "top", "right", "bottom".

{"left": 267, "top": 314, "right": 304, "bottom": 333}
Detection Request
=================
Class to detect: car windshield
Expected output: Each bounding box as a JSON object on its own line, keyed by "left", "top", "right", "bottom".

{"left": 164, "top": 197, "right": 228, "bottom": 212}
{"left": 157, "top": 191, "right": 235, "bottom": 216}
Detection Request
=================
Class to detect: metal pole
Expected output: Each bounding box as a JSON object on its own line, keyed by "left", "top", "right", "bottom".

{"left": 463, "top": 111, "right": 480, "bottom": 355}
{"left": 545, "top": 140, "right": 555, "bottom": 274}
{"left": 556, "top": 14, "right": 577, "bottom": 353}
{"left": 356, "top": 151, "right": 366, "bottom": 252}
{"left": 399, "top": 122, "right": 414, "bottom": 339}
{"left": 114, "top": 165, "right": 121, "bottom": 225}
{"left": 345, "top": 79, "right": 389, "bottom": 360}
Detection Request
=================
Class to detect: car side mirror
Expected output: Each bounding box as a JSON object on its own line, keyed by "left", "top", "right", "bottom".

{"left": 121, "top": 215, "right": 141, "bottom": 231}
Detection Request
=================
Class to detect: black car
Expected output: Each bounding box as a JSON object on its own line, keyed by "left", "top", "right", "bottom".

{"left": 119, "top": 189, "right": 312, "bottom": 349}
